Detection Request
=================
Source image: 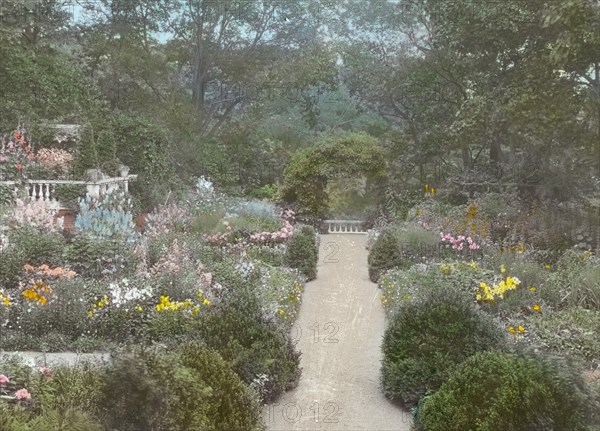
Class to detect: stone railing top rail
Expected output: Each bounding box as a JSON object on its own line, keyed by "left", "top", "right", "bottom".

{"left": 323, "top": 219, "right": 363, "bottom": 224}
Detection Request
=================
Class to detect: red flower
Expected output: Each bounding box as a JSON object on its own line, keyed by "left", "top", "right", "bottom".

{"left": 16, "top": 163, "right": 23, "bottom": 171}
{"left": 14, "top": 131, "right": 20, "bottom": 140}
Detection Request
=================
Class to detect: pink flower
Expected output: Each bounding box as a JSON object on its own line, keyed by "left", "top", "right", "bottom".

{"left": 39, "top": 367, "right": 52, "bottom": 378}
{"left": 7, "top": 141, "right": 14, "bottom": 150}
{"left": 15, "top": 388, "right": 31, "bottom": 401}
{"left": 0, "top": 374, "right": 9, "bottom": 385}
{"left": 28, "top": 154, "right": 35, "bottom": 161}
{"left": 16, "top": 163, "right": 23, "bottom": 171}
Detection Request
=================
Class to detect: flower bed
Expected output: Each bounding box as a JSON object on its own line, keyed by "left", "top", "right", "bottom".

{"left": 376, "top": 192, "right": 600, "bottom": 428}
{"left": 0, "top": 176, "right": 316, "bottom": 427}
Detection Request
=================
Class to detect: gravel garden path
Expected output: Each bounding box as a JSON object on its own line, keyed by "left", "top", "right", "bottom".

{"left": 263, "top": 234, "right": 413, "bottom": 431}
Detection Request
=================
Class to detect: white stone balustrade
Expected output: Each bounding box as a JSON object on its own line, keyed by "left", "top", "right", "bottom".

{"left": 323, "top": 220, "right": 367, "bottom": 234}
{"left": 0, "top": 175, "right": 137, "bottom": 209}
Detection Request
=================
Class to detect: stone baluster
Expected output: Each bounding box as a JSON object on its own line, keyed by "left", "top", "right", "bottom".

{"left": 43, "top": 183, "right": 50, "bottom": 201}
{"left": 87, "top": 183, "right": 100, "bottom": 199}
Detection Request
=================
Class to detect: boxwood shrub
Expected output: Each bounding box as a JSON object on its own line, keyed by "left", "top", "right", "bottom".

{"left": 415, "top": 351, "right": 595, "bottom": 431}
{"left": 381, "top": 287, "right": 506, "bottom": 408}
{"left": 285, "top": 224, "right": 318, "bottom": 281}
{"left": 100, "top": 344, "right": 265, "bottom": 431}
{"left": 368, "top": 229, "right": 402, "bottom": 282}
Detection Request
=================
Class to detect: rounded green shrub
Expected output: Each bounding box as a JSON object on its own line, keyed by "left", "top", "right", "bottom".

{"left": 177, "top": 343, "right": 265, "bottom": 431}
{"left": 100, "top": 345, "right": 265, "bottom": 431}
{"left": 199, "top": 287, "right": 301, "bottom": 403}
{"left": 415, "top": 351, "right": 595, "bottom": 431}
{"left": 368, "top": 230, "right": 402, "bottom": 282}
{"left": 285, "top": 224, "right": 318, "bottom": 280}
{"left": 381, "top": 288, "right": 506, "bottom": 407}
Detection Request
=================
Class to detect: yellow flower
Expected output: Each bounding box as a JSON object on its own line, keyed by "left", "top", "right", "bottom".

{"left": 135, "top": 305, "right": 143, "bottom": 313}
{"left": 532, "top": 304, "right": 541, "bottom": 313}
{"left": 203, "top": 298, "right": 211, "bottom": 306}
{"left": 507, "top": 326, "right": 516, "bottom": 334}
{"left": 23, "top": 288, "right": 42, "bottom": 303}
{"left": 430, "top": 187, "right": 436, "bottom": 196}
{"left": 156, "top": 295, "right": 171, "bottom": 312}
{"left": 278, "top": 309, "right": 285, "bottom": 315}
{"left": 500, "top": 264, "right": 507, "bottom": 274}
{"left": 517, "top": 325, "right": 525, "bottom": 333}
{"left": 467, "top": 203, "right": 478, "bottom": 219}
{"left": 545, "top": 264, "right": 551, "bottom": 268}
{"left": 87, "top": 310, "right": 94, "bottom": 318}
{"left": 580, "top": 251, "right": 592, "bottom": 261}
{"left": 529, "top": 286, "right": 536, "bottom": 292}
{"left": 439, "top": 263, "right": 452, "bottom": 275}
{"left": 424, "top": 184, "right": 429, "bottom": 192}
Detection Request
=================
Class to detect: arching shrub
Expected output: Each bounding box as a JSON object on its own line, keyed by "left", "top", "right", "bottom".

{"left": 281, "top": 132, "right": 386, "bottom": 220}
{"left": 381, "top": 288, "right": 506, "bottom": 408}
{"left": 415, "top": 351, "right": 595, "bottom": 431}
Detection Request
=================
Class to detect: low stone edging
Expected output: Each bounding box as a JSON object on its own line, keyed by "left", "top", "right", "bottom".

{"left": 0, "top": 351, "right": 111, "bottom": 368}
